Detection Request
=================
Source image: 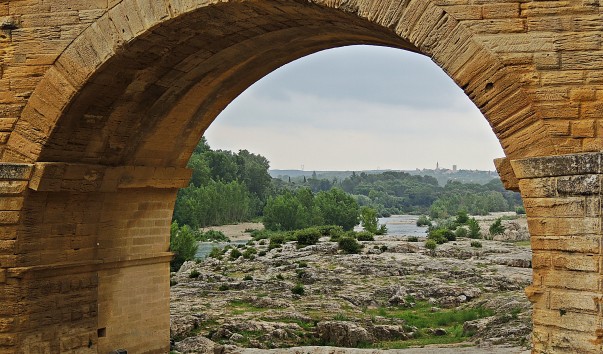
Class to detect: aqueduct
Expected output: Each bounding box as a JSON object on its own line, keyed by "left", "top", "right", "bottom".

{"left": 0, "top": 0, "right": 602, "bottom": 352}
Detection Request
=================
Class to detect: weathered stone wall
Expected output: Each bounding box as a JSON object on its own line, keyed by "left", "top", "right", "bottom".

{"left": 512, "top": 153, "right": 603, "bottom": 353}
{"left": 1, "top": 0, "right": 603, "bottom": 352}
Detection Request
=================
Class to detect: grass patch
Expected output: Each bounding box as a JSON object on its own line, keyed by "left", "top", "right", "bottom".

{"left": 228, "top": 299, "right": 271, "bottom": 315}
{"left": 365, "top": 301, "right": 494, "bottom": 348}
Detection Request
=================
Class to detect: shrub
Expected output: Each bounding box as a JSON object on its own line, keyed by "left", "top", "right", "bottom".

{"left": 243, "top": 275, "right": 253, "bottom": 281}
{"left": 428, "top": 228, "right": 455, "bottom": 244}
{"left": 489, "top": 218, "right": 505, "bottom": 236}
{"left": 291, "top": 284, "right": 305, "bottom": 296}
{"left": 470, "top": 241, "right": 482, "bottom": 248}
{"left": 380, "top": 245, "right": 388, "bottom": 252}
{"left": 243, "top": 247, "right": 257, "bottom": 259}
{"left": 425, "top": 239, "right": 437, "bottom": 251}
{"left": 258, "top": 250, "right": 267, "bottom": 257}
{"left": 269, "top": 234, "right": 286, "bottom": 249}
{"left": 197, "top": 230, "right": 229, "bottom": 242}
{"left": 229, "top": 248, "right": 242, "bottom": 260}
{"left": 356, "top": 231, "right": 375, "bottom": 241}
{"left": 455, "top": 227, "right": 468, "bottom": 238}
{"left": 218, "top": 284, "right": 229, "bottom": 291}
{"left": 189, "top": 270, "right": 200, "bottom": 278}
{"left": 208, "top": 247, "right": 222, "bottom": 259}
{"left": 360, "top": 206, "right": 379, "bottom": 233}
{"left": 375, "top": 224, "right": 388, "bottom": 235}
{"left": 407, "top": 236, "right": 419, "bottom": 242}
{"left": 297, "top": 261, "right": 308, "bottom": 268}
{"left": 455, "top": 210, "right": 469, "bottom": 225}
{"left": 170, "top": 222, "right": 199, "bottom": 272}
{"left": 294, "top": 227, "right": 321, "bottom": 247}
{"left": 317, "top": 225, "right": 344, "bottom": 236}
{"left": 170, "top": 279, "right": 178, "bottom": 287}
{"left": 338, "top": 237, "right": 362, "bottom": 254}
{"left": 515, "top": 206, "right": 526, "bottom": 215}
{"left": 276, "top": 273, "right": 285, "bottom": 280}
{"left": 416, "top": 215, "right": 432, "bottom": 227}
{"left": 468, "top": 218, "right": 481, "bottom": 239}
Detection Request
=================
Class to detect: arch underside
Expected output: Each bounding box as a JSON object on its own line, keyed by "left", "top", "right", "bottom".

{"left": 4, "top": 0, "right": 556, "bottom": 168}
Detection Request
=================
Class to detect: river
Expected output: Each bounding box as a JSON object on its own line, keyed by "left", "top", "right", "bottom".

{"left": 195, "top": 215, "right": 428, "bottom": 259}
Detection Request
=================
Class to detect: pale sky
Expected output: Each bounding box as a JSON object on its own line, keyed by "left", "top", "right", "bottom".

{"left": 204, "top": 45, "right": 504, "bottom": 171}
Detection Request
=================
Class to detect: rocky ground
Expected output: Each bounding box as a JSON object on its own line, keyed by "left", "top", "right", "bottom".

{"left": 170, "top": 217, "right": 532, "bottom": 353}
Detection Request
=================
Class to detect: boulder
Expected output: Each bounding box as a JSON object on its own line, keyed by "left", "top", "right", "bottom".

{"left": 316, "top": 321, "right": 372, "bottom": 347}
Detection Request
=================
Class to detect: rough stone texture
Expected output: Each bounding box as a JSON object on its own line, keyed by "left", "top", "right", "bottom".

{"left": 0, "top": 0, "right": 602, "bottom": 353}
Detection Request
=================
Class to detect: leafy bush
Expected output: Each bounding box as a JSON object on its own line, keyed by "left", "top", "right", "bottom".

{"left": 317, "top": 225, "right": 344, "bottom": 236}
{"left": 243, "top": 275, "right": 253, "bottom": 281}
{"left": 515, "top": 206, "right": 526, "bottom": 215}
{"left": 297, "top": 261, "right": 308, "bottom": 268}
{"left": 189, "top": 270, "right": 200, "bottom": 278}
{"left": 455, "top": 210, "right": 469, "bottom": 225}
{"left": 294, "top": 227, "right": 321, "bottom": 246}
{"left": 356, "top": 231, "right": 375, "bottom": 241}
{"left": 170, "top": 222, "right": 199, "bottom": 272}
{"left": 425, "top": 239, "right": 437, "bottom": 251}
{"left": 291, "top": 284, "right": 305, "bottom": 296}
{"left": 218, "top": 284, "right": 229, "bottom": 291}
{"left": 208, "top": 247, "right": 222, "bottom": 259}
{"left": 243, "top": 247, "right": 257, "bottom": 259}
{"left": 258, "top": 250, "right": 267, "bottom": 257}
{"left": 416, "top": 215, "right": 432, "bottom": 227}
{"left": 470, "top": 241, "right": 482, "bottom": 248}
{"left": 360, "top": 206, "right": 379, "bottom": 233}
{"left": 455, "top": 227, "right": 468, "bottom": 238}
{"left": 269, "top": 234, "right": 286, "bottom": 249}
{"left": 375, "top": 224, "right": 388, "bottom": 235}
{"left": 428, "top": 228, "right": 455, "bottom": 244}
{"left": 276, "top": 273, "right": 284, "bottom": 280}
{"left": 229, "top": 248, "right": 242, "bottom": 260}
{"left": 489, "top": 218, "right": 505, "bottom": 236}
{"left": 197, "top": 230, "right": 230, "bottom": 242}
{"left": 338, "top": 236, "right": 362, "bottom": 254}
{"left": 408, "top": 236, "right": 419, "bottom": 242}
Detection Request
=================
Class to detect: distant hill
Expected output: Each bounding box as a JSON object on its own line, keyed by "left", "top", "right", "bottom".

{"left": 270, "top": 169, "right": 499, "bottom": 186}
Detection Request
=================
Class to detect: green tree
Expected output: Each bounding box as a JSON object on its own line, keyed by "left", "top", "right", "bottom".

{"left": 315, "top": 188, "right": 360, "bottom": 231}
{"left": 468, "top": 218, "right": 481, "bottom": 239}
{"left": 489, "top": 218, "right": 505, "bottom": 236}
{"left": 360, "top": 206, "right": 379, "bottom": 234}
{"left": 263, "top": 192, "right": 311, "bottom": 231}
{"left": 170, "top": 222, "right": 198, "bottom": 271}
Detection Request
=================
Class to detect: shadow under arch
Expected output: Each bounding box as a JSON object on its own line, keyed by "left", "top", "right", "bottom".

{"left": 0, "top": 0, "right": 563, "bottom": 352}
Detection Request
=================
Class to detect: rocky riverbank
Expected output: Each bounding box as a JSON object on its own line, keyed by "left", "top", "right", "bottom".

{"left": 170, "top": 217, "right": 532, "bottom": 353}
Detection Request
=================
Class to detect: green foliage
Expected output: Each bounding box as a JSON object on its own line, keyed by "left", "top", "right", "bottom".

{"left": 229, "top": 248, "right": 242, "bottom": 260}
{"left": 170, "top": 221, "right": 199, "bottom": 272}
{"left": 360, "top": 206, "right": 379, "bottom": 233}
{"left": 376, "top": 224, "right": 388, "bottom": 235}
{"left": 243, "top": 275, "right": 253, "bottom": 281}
{"left": 338, "top": 236, "right": 362, "bottom": 254}
{"left": 470, "top": 241, "right": 482, "bottom": 248}
{"left": 407, "top": 236, "right": 419, "bottom": 242}
{"left": 425, "top": 239, "right": 437, "bottom": 251}
{"left": 174, "top": 180, "right": 251, "bottom": 229}
{"left": 294, "top": 228, "right": 321, "bottom": 247}
{"left": 263, "top": 188, "right": 359, "bottom": 232}
{"left": 356, "top": 231, "right": 375, "bottom": 241}
{"left": 189, "top": 270, "right": 200, "bottom": 278}
{"left": 455, "top": 210, "right": 469, "bottom": 224}
{"left": 467, "top": 218, "right": 481, "bottom": 239}
{"left": 242, "top": 247, "right": 257, "bottom": 259}
{"left": 416, "top": 215, "right": 432, "bottom": 227}
{"left": 276, "top": 273, "right": 285, "bottom": 280}
{"left": 209, "top": 247, "right": 222, "bottom": 259}
{"left": 314, "top": 188, "right": 360, "bottom": 231}
{"left": 454, "top": 227, "right": 468, "bottom": 238}
{"left": 489, "top": 218, "right": 505, "bottom": 236}
{"left": 316, "top": 225, "right": 344, "bottom": 236}
{"left": 291, "top": 284, "right": 305, "bottom": 296}
{"left": 428, "top": 228, "right": 456, "bottom": 244}
{"left": 515, "top": 206, "right": 526, "bottom": 215}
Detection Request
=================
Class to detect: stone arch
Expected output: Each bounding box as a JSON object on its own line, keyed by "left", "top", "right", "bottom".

{"left": 3, "top": 0, "right": 555, "bottom": 167}
{"left": 3, "top": 0, "right": 601, "bottom": 353}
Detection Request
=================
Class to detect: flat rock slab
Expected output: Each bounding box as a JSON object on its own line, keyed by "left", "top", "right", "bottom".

{"left": 232, "top": 345, "right": 529, "bottom": 353}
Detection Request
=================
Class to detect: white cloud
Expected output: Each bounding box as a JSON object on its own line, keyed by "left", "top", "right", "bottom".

{"left": 204, "top": 45, "right": 504, "bottom": 171}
